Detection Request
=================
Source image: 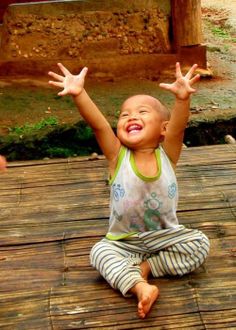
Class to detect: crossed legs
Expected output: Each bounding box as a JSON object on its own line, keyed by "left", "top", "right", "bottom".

{"left": 90, "top": 229, "right": 210, "bottom": 318}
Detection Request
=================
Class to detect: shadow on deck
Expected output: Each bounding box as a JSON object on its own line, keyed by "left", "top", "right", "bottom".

{"left": 0, "top": 144, "right": 236, "bottom": 329}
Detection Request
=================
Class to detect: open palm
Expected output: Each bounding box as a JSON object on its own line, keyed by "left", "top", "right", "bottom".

{"left": 48, "top": 63, "right": 88, "bottom": 97}
{"left": 159, "top": 63, "right": 200, "bottom": 100}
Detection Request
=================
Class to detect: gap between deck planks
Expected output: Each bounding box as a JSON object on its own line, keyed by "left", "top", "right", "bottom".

{"left": 0, "top": 144, "right": 235, "bottom": 329}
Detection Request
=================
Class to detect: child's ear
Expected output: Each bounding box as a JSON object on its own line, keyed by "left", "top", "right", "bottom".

{"left": 161, "top": 120, "right": 169, "bottom": 136}
{"left": 159, "top": 121, "right": 168, "bottom": 142}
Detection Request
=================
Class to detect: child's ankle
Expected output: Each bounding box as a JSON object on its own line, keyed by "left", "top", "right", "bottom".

{"left": 140, "top": 260, "right": 151, "bottom": 280}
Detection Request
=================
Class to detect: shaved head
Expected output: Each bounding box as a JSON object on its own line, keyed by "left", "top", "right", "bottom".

{"left": 121, "top": 94, "right": 170, "bottom": 120}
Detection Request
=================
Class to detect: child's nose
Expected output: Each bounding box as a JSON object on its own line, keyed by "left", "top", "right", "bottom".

{"left": 128, "top": 113, "right": 138, "bottom": 121}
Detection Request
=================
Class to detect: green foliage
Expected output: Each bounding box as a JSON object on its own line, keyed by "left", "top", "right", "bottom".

{"left": 211, "top": 26, "right": 235, "bottom": 43}
{"left": 212, "top": 27, "right": 230, "bottom": 39}
{"left": 9, "top": 116, "right": 59, "bottom": 135}
{"left": 223, "top": 44, "right": 230, "bottom": 52}
{"left": 0, "top": 120, "right": 101, "bottom": 161}
{"left": 75, "top": 124, "right": 93, "bottom": 140}
{"left": 46, "top": 147, "right": 74, "bottom": 158}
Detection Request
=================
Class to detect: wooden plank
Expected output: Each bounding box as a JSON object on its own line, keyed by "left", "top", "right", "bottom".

{"left": 0, "top": 290, "right": 51, "bottom": 329}
{"left": 0, "top": 241, "right": 64, "bottom": 292}
{"left": 0, "top": 210, "right": 234, "bottom": 245}
{"left": 201, "top": 310, "right": 236, "bottom": 329}
{"left": 49, "top": 280, "right": 201, "bottom": 329}
{"left": 197, "top": 285, "right": 236, "bottom": 312}
{"left": 179, "top": 144, "right": 236, "bottom": 165}
{"left": 1, "top": 209, "right": 234, "bottom": 245}
{"left": 0, "top": 210, "right": 235, "bottom": 246}
{"left": 0, "top": 144, "right": 235, "bottom": 329}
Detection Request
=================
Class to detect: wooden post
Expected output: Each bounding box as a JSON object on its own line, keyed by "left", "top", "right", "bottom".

{"left": 171, "top": 0, "right": 203, "bottom": 49}
{"left": 171, "top": 0, "right": 207, "bottom": 69}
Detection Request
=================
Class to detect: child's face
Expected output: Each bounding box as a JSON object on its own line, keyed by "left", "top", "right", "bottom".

{"left": 117, "top": 95, "right": 168, "bottom": 150}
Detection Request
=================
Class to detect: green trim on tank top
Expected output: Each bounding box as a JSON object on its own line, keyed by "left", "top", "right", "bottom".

{"left": 106, "top": 231, "right": 137, "bottom": 240}
{"left": 109, "top": 146, "right": 126, "bottom": 185}
{"left": 130, "top": 148, "right": 161, "bottom": 182}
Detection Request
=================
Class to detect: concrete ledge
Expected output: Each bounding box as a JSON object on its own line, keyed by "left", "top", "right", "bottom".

{"left": 0, "top": 54, "right": 178, "bottom": 79}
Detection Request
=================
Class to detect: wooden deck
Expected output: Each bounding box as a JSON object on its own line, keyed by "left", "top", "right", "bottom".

{"left": 0, "top": 144, "right": 236, "bottom": 329}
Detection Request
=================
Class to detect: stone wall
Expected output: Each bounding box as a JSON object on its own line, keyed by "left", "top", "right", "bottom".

{"left": 0, "top": 0, "right": 53, "bottom": 22}
{"left": 1, "top": 0, "right": 171, "bottom": 61}
{"left": 0, "top": 0, "right": 206, "bottom": 78}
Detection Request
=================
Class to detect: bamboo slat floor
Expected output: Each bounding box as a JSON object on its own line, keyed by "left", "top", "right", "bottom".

{"left": 0, "top": 144, "right": 236, "bottom": 329}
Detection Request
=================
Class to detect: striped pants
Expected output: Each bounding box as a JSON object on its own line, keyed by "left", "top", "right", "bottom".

{"left": 90, "top": 225, "right": 210, "bottom": 296}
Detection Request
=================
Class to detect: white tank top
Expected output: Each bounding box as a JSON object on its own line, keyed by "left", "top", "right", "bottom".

{"left": 106, "top": 146, "right": 179, "bottom": 240}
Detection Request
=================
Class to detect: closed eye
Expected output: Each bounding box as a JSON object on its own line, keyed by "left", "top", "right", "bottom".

{"left": 120, "top": 112, "right": 129, "bottom": 118}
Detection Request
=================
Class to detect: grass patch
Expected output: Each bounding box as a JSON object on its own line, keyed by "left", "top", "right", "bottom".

{"left": 0, "top": 120, "right": 100, "bottom": 160}
{"left": 212, "top": 27, "right": 231, "bottom": 39}
{"left": 209, "top": 23, "right": 236, "bottom": 43}
{"left": 9, "top": 116, "right": 59, "bottom": 135}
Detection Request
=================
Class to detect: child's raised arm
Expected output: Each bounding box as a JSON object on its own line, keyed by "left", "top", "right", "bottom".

{"left": 48, "top": 63, "right": 121, "bottom": 164}
{"left": 160, "top": 62, "right": 200, "bottom": 165}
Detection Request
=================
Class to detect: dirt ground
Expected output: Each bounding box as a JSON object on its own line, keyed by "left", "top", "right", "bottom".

{"left": 0, "top": 0, "right": 235, "bottom": 138}
{"left": 195, "top": 0, "right": 236, "bottom": 121}
{"left": 202, "top": 0, "right": 236, "bottom": 32}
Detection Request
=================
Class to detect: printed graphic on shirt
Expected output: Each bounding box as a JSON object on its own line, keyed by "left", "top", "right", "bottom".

{"left": 130, "top": 213, "right": 145, "bottom": 232}
{"left": 112, "top": 183, "right": 125, "bottom": 201}
{"left": 168, "top": 182, "right": 177, "bottom": 199}
{"left": 123, "top": 199, "right": 145, "bottom": 232}
{"left": 112, "top": 209, "right": 123, "bottom": 222}
{"left": 143, "top": 192, "right": 162, "bottom": 230}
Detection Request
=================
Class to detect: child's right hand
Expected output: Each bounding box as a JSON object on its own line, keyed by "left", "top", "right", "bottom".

{"left": 0, "top": 155, "right": 7, "bottom": 172}
{"left": 48, "top": 63, "right": 88, "bottom": 97}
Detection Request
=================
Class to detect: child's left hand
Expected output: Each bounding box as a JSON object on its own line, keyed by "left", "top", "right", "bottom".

{"left": 159, "top": 62, "right": 200, "bottom": 100}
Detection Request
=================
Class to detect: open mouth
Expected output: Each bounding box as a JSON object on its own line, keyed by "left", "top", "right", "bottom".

{"left": 127, "top": 124, "right": 143, "bottom": 134}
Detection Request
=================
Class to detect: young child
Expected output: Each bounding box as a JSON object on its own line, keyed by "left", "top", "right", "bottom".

{"left": 0, "top": 155, "right": 7, "bottom": 172}
{"left": 48, "top": 63, "right": 210, "bottom": 319}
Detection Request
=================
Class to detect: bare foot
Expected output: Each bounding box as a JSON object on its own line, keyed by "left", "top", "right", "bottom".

{"left": 131, "top": 281, "right": 159, "bottom": 319}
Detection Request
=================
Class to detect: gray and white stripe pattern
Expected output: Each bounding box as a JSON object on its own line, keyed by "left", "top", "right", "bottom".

{"left": 90, "top": 225, "right": 210, "bottom": 296}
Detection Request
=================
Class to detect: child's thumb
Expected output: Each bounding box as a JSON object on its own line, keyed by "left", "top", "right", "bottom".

{"left": 79, "top": 67, "right": 88, "bottom": 79}
{"left": 159, "top": 83, "right": 171, "bottom": 91}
